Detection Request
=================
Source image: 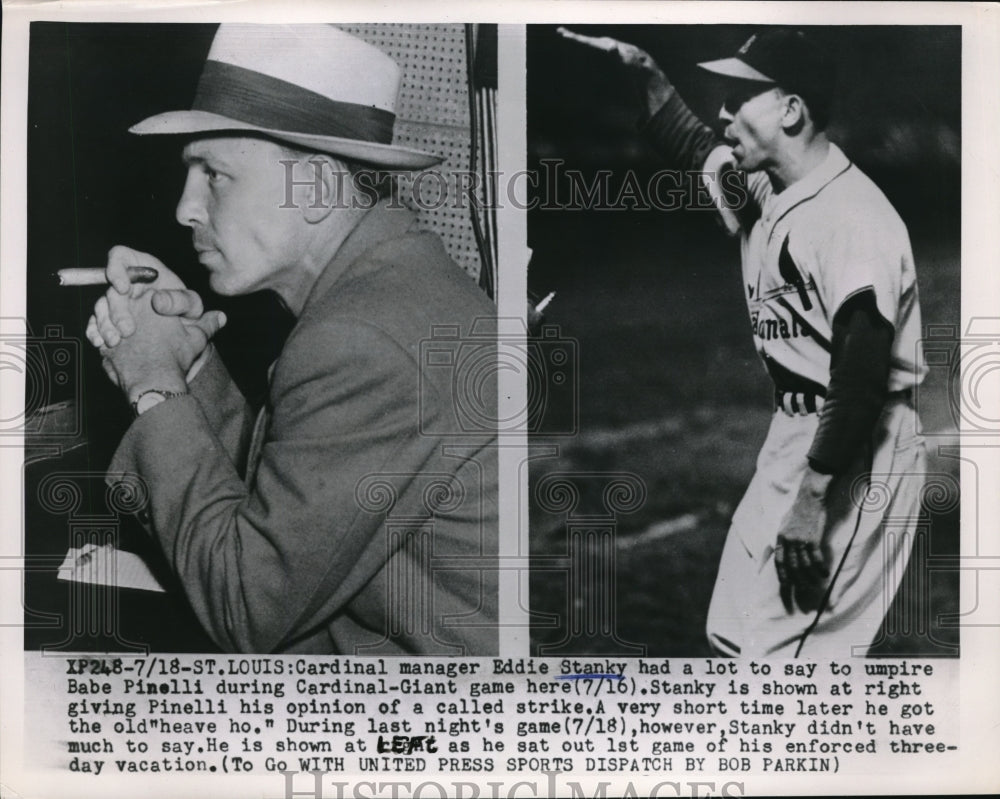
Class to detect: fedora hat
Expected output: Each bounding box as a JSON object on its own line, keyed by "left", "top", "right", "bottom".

{"left": 130, "top": 24, "right": 442, "bottom": 169}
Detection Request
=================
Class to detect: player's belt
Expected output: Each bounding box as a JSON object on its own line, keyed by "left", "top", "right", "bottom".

{"left": 775, "top": 387, "right": 914, "bottom": 417}
{"left": 774, "top": 390, "right": 824, "bottom": 416}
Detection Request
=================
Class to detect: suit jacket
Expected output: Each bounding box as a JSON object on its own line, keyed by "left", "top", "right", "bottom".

{"left": 109, "top": 202, "right": 498, "bottom": 655}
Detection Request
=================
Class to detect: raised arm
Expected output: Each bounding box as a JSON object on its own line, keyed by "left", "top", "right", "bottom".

{"left": 558, "top": 27, "right": 757, "bottom": 234}
{"left": 556, "top": 28, "right": 674, "bottom": 124}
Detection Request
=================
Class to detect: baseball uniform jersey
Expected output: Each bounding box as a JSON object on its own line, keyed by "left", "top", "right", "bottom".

{"left": 700, "top": 142, "right": 928, "bottom": 656}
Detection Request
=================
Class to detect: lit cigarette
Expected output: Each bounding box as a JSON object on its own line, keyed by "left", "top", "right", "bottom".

{"left": 55, "top": 266, "right": 159, "bottom": 286}
{"left": 535, "top": 291, "right": 556, "bottom": 312}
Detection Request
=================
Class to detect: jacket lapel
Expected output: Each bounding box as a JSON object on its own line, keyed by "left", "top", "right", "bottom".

{"left": 245, "top": 361, "right": 277, "bottom": 486}
{"left": 244, "top": 202, "right": 419, "bottom": 488}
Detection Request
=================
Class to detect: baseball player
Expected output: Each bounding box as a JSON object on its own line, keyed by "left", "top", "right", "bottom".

{"left": 562, "top": 27, "right": 928, "bottom": 657}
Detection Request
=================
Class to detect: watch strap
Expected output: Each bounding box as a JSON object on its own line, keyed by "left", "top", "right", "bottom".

{"left": 131, "top": 388, "right": 188, "bottom": 417}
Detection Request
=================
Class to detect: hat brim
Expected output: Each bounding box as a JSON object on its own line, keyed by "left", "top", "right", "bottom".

{"left": 697, "top": 57, "right": 774, "bottom": 84}
{"left": 130, "top": 110, "right": 443, "bottom": 170}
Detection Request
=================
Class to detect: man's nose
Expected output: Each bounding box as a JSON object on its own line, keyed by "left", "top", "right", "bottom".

{"left": 175, "top": 170, "right": 206, "bottom": 228}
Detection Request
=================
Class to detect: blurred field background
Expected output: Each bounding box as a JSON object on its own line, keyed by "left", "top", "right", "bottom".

{"left": 526, "top": 25, "right": 962, "bottom": 658}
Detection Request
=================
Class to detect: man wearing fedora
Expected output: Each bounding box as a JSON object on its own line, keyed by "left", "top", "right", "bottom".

{"left": 86, "top": 24, "right": 498, "bottom": 655}
{"left": 567, "top": 28, "right": 927, "bottom": 658}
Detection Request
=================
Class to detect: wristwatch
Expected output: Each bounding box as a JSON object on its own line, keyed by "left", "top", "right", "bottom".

{"left": 131, "top": 388, "right": 188, "bottom": 417}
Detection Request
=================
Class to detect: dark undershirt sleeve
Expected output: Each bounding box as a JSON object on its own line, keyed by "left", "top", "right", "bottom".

{"left": 641, "top": 89, "right": 755, "bottom": 232}
{"left": 807, "top": 289, "right": 894, "bottom": 474}
{"left": 641, "top": 88, "right": 721, "bottom": 172}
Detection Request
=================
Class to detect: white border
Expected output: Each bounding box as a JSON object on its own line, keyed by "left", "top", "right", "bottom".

{"left": 3, "top": 2, "right": 999, "bottom": 797}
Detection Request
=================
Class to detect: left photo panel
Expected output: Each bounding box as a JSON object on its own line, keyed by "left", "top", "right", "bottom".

{"left": 22, "top": 22, "right": 501, "bottom": 656}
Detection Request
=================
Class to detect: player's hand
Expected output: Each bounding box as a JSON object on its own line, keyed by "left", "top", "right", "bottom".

{"left": 556, "top": 27, "right": 674, "bottom": 120}
{"left": 775, "top": 468, "right": 834, "bottom": 611}
{"left": 97, "top": 289, "right": 226, "bottom": 401}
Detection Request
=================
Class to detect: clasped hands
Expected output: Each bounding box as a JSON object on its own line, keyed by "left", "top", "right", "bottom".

{"left": 86, "top": 246, "right": 227, "bottom": 404}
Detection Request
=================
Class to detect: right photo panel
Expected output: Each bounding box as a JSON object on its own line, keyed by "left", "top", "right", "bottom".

{"left": 526, "top": 25, "right": 961, "bottom": 659}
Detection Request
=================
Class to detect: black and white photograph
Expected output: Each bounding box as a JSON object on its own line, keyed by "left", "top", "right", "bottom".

{"left": 527, "top": 24, "right": 962, "bottom": 659}
{"left": 1, "top": 3, "right": 999, "bottom": 799}
{"left": 20, "top": 22, "right": 501, "bottom": 656}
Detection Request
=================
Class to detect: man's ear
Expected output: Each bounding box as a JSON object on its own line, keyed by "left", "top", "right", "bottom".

{"left": 781, "top": 94, "right": 806, "bottom": 132}
{"left": 285, "top": 154, "right": 352, "bottom": 223}
{"left": 318, "top": 156, "right": 358, "bottom": 223}
{"left": 279, "top": 154, "right": 326, "bottom": 221}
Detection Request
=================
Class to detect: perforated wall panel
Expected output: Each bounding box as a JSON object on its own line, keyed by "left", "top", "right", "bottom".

{"left": 338, "top": 24, "right": 481, "bottom": 279}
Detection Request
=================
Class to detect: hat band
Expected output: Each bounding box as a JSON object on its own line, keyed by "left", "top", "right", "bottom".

{"left": 192, "top": 60, "right": 396, "bottom": 145}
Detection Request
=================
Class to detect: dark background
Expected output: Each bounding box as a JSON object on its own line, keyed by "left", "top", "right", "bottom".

{"left": 24, "top": 23, "right": 294, "bottom": 651}
{"left": 526, "top": 25, "right": 962, "bottom": 657}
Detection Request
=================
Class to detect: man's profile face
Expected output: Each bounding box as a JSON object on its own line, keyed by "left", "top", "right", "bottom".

{"left": 718, "top": 84, "right": 787, "bottom": 171}
{"left": 176, "top": 136, "right": 306, "bottom": 297}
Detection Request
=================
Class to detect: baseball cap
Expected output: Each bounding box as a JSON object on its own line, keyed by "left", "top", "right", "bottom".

{"left": 698, "top": 29, "right": 835, "bottom": 119}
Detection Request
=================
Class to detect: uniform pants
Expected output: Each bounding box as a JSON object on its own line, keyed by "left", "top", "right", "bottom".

{"left": 706, "top": 398, "right": 925, "bottom": 658}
